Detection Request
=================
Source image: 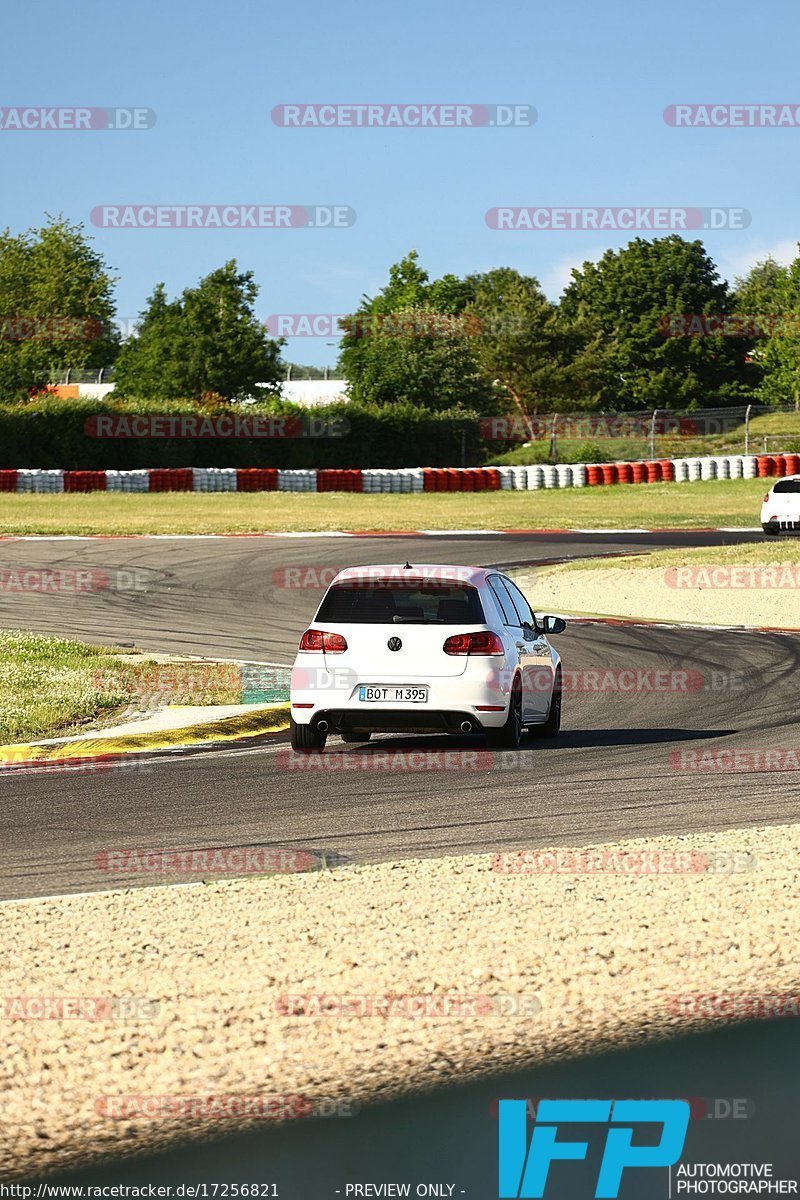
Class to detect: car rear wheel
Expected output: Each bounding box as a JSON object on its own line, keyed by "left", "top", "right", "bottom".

{"left": 290, "top": 717, "right": 327, "bottom": 753}
{"left": 340, "top": 731, "right": 371, "bottom": 743}
{"left": 486, "top": 678, "right": 523, "bottom": 749}
{"left": 530, "top": 670, "right": 562, "bottom": 739}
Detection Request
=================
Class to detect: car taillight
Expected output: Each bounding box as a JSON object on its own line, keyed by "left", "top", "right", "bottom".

{"left": 764, "top": 493, "right": 771, "bottom": 502}
{"left": 443, "top": 631, "right": 504, "bottom": 656}
{"left": 298, "top": 629, "right": 348, "bottom": 653}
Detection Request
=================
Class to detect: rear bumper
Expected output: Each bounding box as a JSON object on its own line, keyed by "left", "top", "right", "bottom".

{"left": 290, "top": 663, "right": 514, "bottom": 728}
{"left": 762, "top": 520, "right": 800, "bottom": 535}
{"left": 305, "top": 708, "right": 493, "bottom": 734}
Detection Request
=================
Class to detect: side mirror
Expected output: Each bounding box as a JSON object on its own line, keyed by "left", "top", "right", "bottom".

{"left": 541, "top": 615, "right": 566, "bottom": 635}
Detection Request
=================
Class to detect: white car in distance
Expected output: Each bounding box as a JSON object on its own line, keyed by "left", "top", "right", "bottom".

{"left": 762, "top": 476, "right": 800, "bottom": 535}
{"left": 289, "top": 563, "right": 565, "bottom": 753}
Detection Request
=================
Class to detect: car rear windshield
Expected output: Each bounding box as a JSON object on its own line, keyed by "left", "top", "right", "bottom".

{"left": 773, "top": 479, "right": 800, "bottom": 493}
{"left": 316, "top": 580, "right": 486, "bottom": 624}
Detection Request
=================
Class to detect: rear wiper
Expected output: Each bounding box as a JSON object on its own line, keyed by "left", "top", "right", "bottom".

{"left": 391, "top": 616, "right": 443, "bottom": 623}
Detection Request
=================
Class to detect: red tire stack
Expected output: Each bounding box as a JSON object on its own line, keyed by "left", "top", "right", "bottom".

{"left": 236, "top": 468, "right": 278, "bottom": 491}
{"left": 631, "top": 463, "right": 648, "bottom": 483}
{"left": 64, "top": 470, "right": 107, "bottom": 492}
{"left": 601, "top": 464, "right": 618, "bottom": 485}
{"left": 0, "top": 470, "right": 17, "bottom": 492}
{"left": 148, "top": 468, "right": 194, "bottom": 492}
{"left": 318, "top": 469, "right": 362, "bottom": 492}
{"left": 616, "top": 463, "right": 634, "bottom": 484}
{"left": 586, "top": 466, "right": 603, "bottom": 486}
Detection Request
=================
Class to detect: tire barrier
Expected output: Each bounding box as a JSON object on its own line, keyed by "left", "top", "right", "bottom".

{"left": 192, "top": 467, "right": 238, "bottom": 492}
{"left": 277, "top": 469, "right": 317, "bottom": 492}
{"left": 106, "top": 469, "right": 150, "bottom": 493}
{"left": 317, "top": 469, "right": 363, "bottom": 493}
{"left": 64, "top": 470, "right": 108, "bottom": 492}
{"left": 236, "top": 468, "right": 279, "bottom": 492}
{"left": 148, "top": 468, "right": 194, "bottom": 492}
{"left": 3, "top": 452, "right": 798, "bottom": 494}
{"left": 17, "top": 469, "right": 65, "bottom": 493}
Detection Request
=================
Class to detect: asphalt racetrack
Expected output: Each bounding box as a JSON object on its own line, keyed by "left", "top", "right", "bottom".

{"left": 2, "top": 528, "right": 798, "bottom": 901}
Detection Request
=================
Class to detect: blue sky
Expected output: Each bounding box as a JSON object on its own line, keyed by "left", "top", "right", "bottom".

{"left": 3, "top": 0, "right": 800, "bottom": 367}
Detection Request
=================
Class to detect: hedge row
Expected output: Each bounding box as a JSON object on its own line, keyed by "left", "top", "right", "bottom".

{"left": 0, "top": 399, "right": 488, "bottom": 470}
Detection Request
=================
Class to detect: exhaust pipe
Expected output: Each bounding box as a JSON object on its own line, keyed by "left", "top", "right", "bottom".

{"left": 460, "top": 720, "right": 473, "bottom": 734}
{"left": 317, "top": 719, "right": 329, "bottom": 733}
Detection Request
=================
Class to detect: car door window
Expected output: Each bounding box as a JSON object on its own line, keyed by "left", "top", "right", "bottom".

{"left": 501, "top": 577, "right": 535, "bottom": 628}
{"left": 488, "top": 576, "right": 519, "bottom": 626}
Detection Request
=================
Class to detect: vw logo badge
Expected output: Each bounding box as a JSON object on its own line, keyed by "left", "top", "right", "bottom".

{"left": 388, "top": 636, "right": 402, "bottom": 652}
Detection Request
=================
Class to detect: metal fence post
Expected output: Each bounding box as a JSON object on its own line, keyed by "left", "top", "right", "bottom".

{"left": 744, "top": 403, "right": 752, "bottom": 455}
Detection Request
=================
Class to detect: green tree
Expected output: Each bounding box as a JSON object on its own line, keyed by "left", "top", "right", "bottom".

{"left": 338, "top": 251, "right": 491, "bottom": 411}
{"left": 731, "top": 256, "right": 789, "bottom": 316}
{"left": 114, "top": 262, "right": 283, "bottom": 401}
{"left": 748, "top": 251, "right": 800, "bottom": 410}
{"left": 465, "top": 268, "right": 567, "bottom": 423}
{"left": 0, "top": 216, "right": 118, "bottom": 400}
{"left": 560, "top": 236, "right": 753, "bottom": 409}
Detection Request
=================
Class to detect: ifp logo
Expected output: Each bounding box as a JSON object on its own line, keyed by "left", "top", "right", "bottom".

{"left": 498, "top": 1099, "right": 689, "bottom": 1198}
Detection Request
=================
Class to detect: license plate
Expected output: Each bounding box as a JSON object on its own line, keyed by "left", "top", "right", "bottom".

{"left": 359, "top": 685, "right": 428, "bottom": 703}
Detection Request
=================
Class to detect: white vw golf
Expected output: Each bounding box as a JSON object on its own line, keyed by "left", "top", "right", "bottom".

{"left": 762, "top": 475, "right": 800, "bottom": 535}
{"left": 289, "top": 563, "right": 565, "bottom": 753}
